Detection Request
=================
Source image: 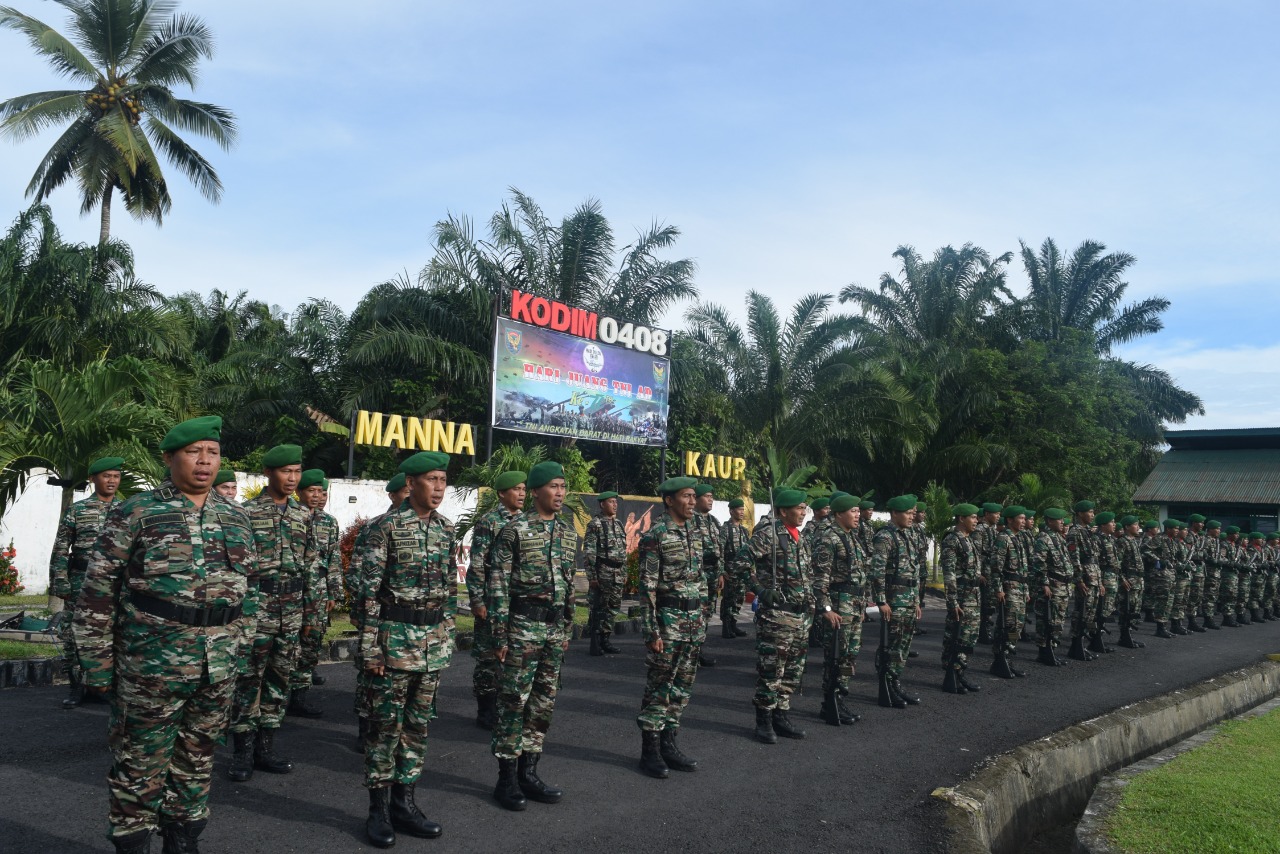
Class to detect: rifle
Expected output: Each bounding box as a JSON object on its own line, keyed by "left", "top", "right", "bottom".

{"left": 875, "top": 608, "right": 892, "bottom": 706}
{"left": 825, "top": 616, "right": 843, "bottom": 726}
{"left": 990, "top": 599, "right": 1015, "bottom": 678}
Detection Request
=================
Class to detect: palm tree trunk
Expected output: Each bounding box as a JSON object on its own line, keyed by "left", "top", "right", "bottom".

{"left": 98, "top": 184, "right": 113, "bottom": 244}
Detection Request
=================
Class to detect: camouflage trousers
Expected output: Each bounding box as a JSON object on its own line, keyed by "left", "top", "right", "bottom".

{"left": 352, "top": 616, "right": 370, "bottom": 719}
{"left": 1072, "top": 581, "right": 1100, "bottom": 639}
{"left": 1099, "top": 570, "right": 1119, "bottom": 619}
{"left": 289, "top": 607, "right": 329, "bottom": 690}
{"left": 1267, "top": 571, "right": 1279, "bottom": 611}
{"left": 637, "top": 634, "right": 703, "bottom": 731}
{"left": 821, "top": 592, "right": 866, "bottom": 692}
{"left": 106, "top": 670, "right": 235, "bottom": 840}
{"left": 1184, "top": 568, "right": 1204, "bottom": 618}
{"left": 230, "top": 598, "right": 302, "bottom": 733}
{"left": 1170, "top": 571, "right": 1191, "bottom": 621}
{"left": 885, "top": 601, "right": 918, "bottom": 678}
{"left": 1149, "top": 568, "right": 1174, "bottom": 621}
{"left": 1236, "top": 571, "right": 1252, "bottom": 612}
{"left": 1202, "top": 565, "right": 1220, "bottom": 613}
{"left": 702, "top": 568, "right": 721, "bottom": 627}
{"left": 941, "top": 587, "right": 980, "bottom": 671}
{"left": 1118, "top": 577, "right": 1144, "bottom": 625}
{"left": 471, "top": 615, "right": 502, "bottom": 700}
{"left": 720, "top": 572, "right": 746, "bottom": 624}
{"left": 1141, "top": 570, "right": 1154, "bottom": 614}
{"left": 1002, "top": 582, "right": 1028, "bottom": 643}
{"left": 363, "top": 667, "right": 441, "bottom": 787}
{"left": 1216, "top": 570, "right": 1238, "bottom": 614}
{"left": 753, "top": 609, "right": 811, "bottom": 709}
{"left": 592, "top": 569, "right": 625, "bottom": 638}
{"left": 492, "top": 616, "right": 568, "bottom": 759}
{"left": 1249, "top": 570, "right": 1266, "bottom": 610}
{"left": 1034, "top": 581, "right": 1069, "bottom": 646}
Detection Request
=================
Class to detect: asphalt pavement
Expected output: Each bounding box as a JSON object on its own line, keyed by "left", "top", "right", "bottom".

{"left": 3, "top": 606, "right": 1280, "bottom": 854}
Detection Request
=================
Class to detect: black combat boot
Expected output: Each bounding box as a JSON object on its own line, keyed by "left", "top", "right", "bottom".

{"left": 493, "top": 758, "right": 527, "bottom": 811}
{"left": 311, "top": 671, "right": 326, "bottom": 685}
{"left": 517, "top": 752, "right": 564, "bottom": 803}
{"left": 733, "top": 619, "right": 747, "bottom": 637}
{"left": 698, "top": 653, "right": 716, "bottom": 667}
{"left": 722, "top": 620, "right": 735, "bottom": 639}
{"left": 941, "top": 667, "right": 965, "bottom": 694}
{"left": 1007, "top": 645, "right": 1028, "bottom": 677}
{"left": 1118, "top": 618, "right": 1145, "bottom": 648}
{"left": 755, "top": 707, "right": 777, "bottom": 742}
{"left": 226, "top": 731, "right": 254, "bottom": 782}
{"left": 820, "top": 691, "right": 844, "bottom": 724}
{"left": 1253, "top": 607, "right": 1266, "bottom": 623}
{"left": 112, "top": 829, "right": 153, "bottom": 854}
{"left": 286, "top": 687, "right": 323, "bottom": 718}
{"left": 600, "top": 633, "right": 621, "bottom": 654}
{"left": 835, "top": 694, "right": 860, "bottom": 722}
{"left": 1171, "top": 618, "right": 1188, "bottom": 635}
{"left": 659, "top": 729, "right": 698, "bottom": 771}
{"left": 1187, "top": 614, "right": 1206, "bottom": 632}
{"left": 476, "top": 693, "right": 497, "bottom": 730}
{"left": 1038, "top": 644, "right": 1062, "bottom": 666}
{"left": 1087, "top": 632, "right": 1112, "bottom": 654}
{"left": 160, "top": 818, "right": 206, "bottom": 854}
{"left": 1202, "top": 610, "right": 1219, "bottom": 630}
{"left": 1068, "top": 635, "right": 1094, "bottom": 661}
{"left": 253, "top": 728, "right": 292, "bottom": 774}
{"left": 957, "top": 667, "right": 982, "bottom": 692}
{"left": 1223, "top": 609, "right": 1239, "bottom": 627}
{"left": 1154, "top": 621, "right": 1174, "bottom": 639}
{"left": 1239, "top": 608, "right": 1252, "bottom": 625}
{"left": 62, "top": 663, "right": 84, "bottom": 710}
{"left": 772, "top": 708, "right": 807, "bottom": 739}
{"left": 639, "top": 731, "right": 669, "bottom": 777}
{"left": 365, "top": 787, "right": 396, "bottom": 848}
{"left": 891, "top": 676, "right": 922, "bottom": 704}
{"left": 389, "top": 781, "right": 443, "bottom": 837}
{"left": 589, "top": 630, "right": 604, "bottom": 657}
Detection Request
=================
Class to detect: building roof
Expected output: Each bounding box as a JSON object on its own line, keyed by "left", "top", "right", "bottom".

{"left": 1165, "top": 428, "right": 1280, "bottom": 451}
{"left": 1134, "top": 448, "right": 1280, "bottom": 506}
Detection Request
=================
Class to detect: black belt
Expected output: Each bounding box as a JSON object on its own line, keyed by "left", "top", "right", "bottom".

{"left": 657, "top": 595, "right": 701, "bottom": 611}
{"left": 511, "top": 601, "right": 564, "bottom": 624}
{"left": 763, "top": 600, "right": 809, "bottom": 615}
{"left": 129, "top": 591, "right": 242, "bottom": 627}
{"left": 828, "top": 581, "right": 862, "bottom": 594}
{"left": 1003, "top": 572, "right": 1027, "bottom": 582}
{"left": 258, "top": 577, "right": 305, "bottom": 596}
{"left": 382, "top": 603, "right": 444, "bottom": 626}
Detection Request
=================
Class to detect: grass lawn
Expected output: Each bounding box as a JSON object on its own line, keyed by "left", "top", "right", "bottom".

{"left": 0, "top": 594, "right": 47, "bottom": 609}
{"left": 0, "top": 639, "right": 58, "bottom": 660}
{"left": 1106, "top": 709, "right": 1280, "bottom": 853}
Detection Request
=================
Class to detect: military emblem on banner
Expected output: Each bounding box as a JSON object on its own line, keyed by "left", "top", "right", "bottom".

{"left": 653, "top": 362, "right": 666, "bottom": 385}
{"left": 505, "top": 328, "right": 522, "bottom": 354}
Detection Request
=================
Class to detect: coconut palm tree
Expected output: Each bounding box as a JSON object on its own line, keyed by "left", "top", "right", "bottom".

{"left": 0, "top": 0, "right": 237, "bottom": 241}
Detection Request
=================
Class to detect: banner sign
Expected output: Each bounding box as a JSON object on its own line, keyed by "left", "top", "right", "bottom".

{"left": 492, "top": 317, "right": 670, "bottom": 447}
{"left": 508, "top": 288, "right": 670, "bottom": 356}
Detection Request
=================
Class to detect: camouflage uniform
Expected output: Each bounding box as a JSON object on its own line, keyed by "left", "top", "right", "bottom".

{"left": 582, "top": 512, "right": 628, "bottom": 641}
{"left": 1201, "top": 532, "right": 1222, "bottom": 620}
{"left": 868, "top": 523, "right": 920, "bottom": 678}
{"left": 1266, "top": 541, "right": 1280, "bottom": 616}
{"left": 489, "top": 512, "right": 578, "bottom": 759}
{"left": 747, "top": 518, "right": 814, "bottom": 710}
{"left": 693, "top": 511, "right": 722, "bottom": 626}
{"left": 1065, "top": 522, "right": 1099, "bottom": 641}
{"left": 49, "top": 494, "right": 117, "bottom": 671}
{"left": 1142, "top": 534, "right": 1176, "bottom": 624}
{"left": 356, "top": 505, "right": 456, "bottom": 788}
{"left": 720, "top": 519, "right": 750, "bottom": 624}
{"left": 939, "top": 529, "right": 981, "bottom": 674}
{"left": 1094, "top": 529, "right": 1121, "bottom": 627}
{"left": 636, "top": 511, "right": 711, "bottom": 731}
{"left": 994, "top": 529, "right": 1030, "bottom": 644}
{"left": 1244, "top": 543, "right": 1264, "bottom": 615}
{"left": 352, "top": 507, "right": 397, "bottom": 720}
{"left": 1031, "top": 529, "right": 1072, "bottom": 649}
{"left": 230, "top": 492, "right": 312, "bottom": 735}
{"left": 1117, "top": 533, "right": 1145, "bottom": 630}
{"left": 971, "top": 520, "right": 998, "bottom": 637}
{"left": 811, "top": 521, "right": 867, "bottom": 694}
{"left": 467, "top": 505, "right": 519, "bottom": 701}
{"left": 73, "top": 483, "right": 253, "bottom": 843}
{"left": 1217, "top": 537, "right": 1241, "bottom": 619}
{"left": 1169, "top": 534, "right": 1192, "bottom": 624}
{"left": 290, "top": 509, "right": 343, "bottom": 689}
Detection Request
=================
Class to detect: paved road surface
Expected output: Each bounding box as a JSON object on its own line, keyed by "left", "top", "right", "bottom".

{"left": 3, "top": 607, "right": 1279, "bottom": 853}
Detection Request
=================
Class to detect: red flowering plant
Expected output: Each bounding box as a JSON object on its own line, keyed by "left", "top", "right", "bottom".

{"left": 0, "top": 541, "right": 23, "bottom": 596}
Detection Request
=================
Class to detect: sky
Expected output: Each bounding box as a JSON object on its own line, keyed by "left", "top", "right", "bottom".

{"left": 1, "top": 0, "right": 1277, "bottom": 430}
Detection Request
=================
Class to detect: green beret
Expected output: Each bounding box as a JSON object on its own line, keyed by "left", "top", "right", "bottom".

{"left": 87, "top": 456, "right": 125, "bottom": 476}
{"left": 916, "top": 501, "right": 927, "bottom": 512}
{"left": 401, "top": 451, "right": 450, "bottom": 476}
{"left": 1073, "top": 500, "right": 1095, "bottom": 512}
{"left": 1249, "top": 531, "right": 1264, "bottom": 540}
{"left": 658, "top": 476, "right": 697, "bottom": 496}
{"left": 728, "top": 498, "right": 745, "bottom": 509}
{"left": 831, "top": 495, "right": 858, "bottom": 514}
{"left": 1188, "top": 514, "right": 1206, "bottom": 524}
{"left": 298, "top": 468, "right": 325, "bottom": 490}
{"left": 810, "top": 498, "right": 830, "bottom": 512}
{"left": 597, "top": 490, "right": 619, "bottom": 501}
{"left": 694, "top": 484, "right": 715, "bottom": 497}
{"left": 495, "top": 471, "right": 527, "bottom": 492}
{"left": 262, "top": 444, "right": 303, "bottom": 469}
{"left": 886, "top": 494, "right": 917, "bottom": 513}
{"left": 385, "top": 473, "right": 407, "bottom": 493}
{"left": 1142, "top": 519, "right": 1159, "bottom": 530}
{"left": 159, "top": 415, "right": 221, "bottom": 452}
{"left": 1118, "top": 514, "right": 1139, "bottom": 527}
{"left": 1267, "top": 533, "right": 1280, "bottom": 541}
{"left": 1206, "top": 520, "right": 1221, "bottom": 529}
{"left": 981, "top": 502, "right": 1002, "bottom": 514}
{"left": 830, "top": 491, "right": 852, "bottom": 502}
{"left": 858, "top": 500, "right": 875, "bottom": 511}
{"left": 1002, "top": 505, "right": 1027, "bottom": 519}
{"left": 952, "top": 503, "right": 979, "bottom": 517}
{"left": 527, "top": 460, "right": 564, "bottom": 489}
{"left": 1219, "top": 532, "right": 1228, "bottom": 539}
{"left": 213, "top": 470, "right": 237, "bottom": 486}
{"left": 1225, "top": 525, "right": 1240, "bottom": 534}
{"left": 1025, "top": 510, "right": 1036, "bottom": 518}
{"left": 1095, "top": 511, "right": 1116, "bottom": 525}
{"left": 322, "top": 479, "right": 330, "bottom": 491}
{"left": 1163, "top": 519, "right": 1181, "bottom": 529}
{"left": 774, "top": 488, "right": 806, "bottom": 509}
{"left": 1044, "top": 507, "right": 1068, "bottom": 520}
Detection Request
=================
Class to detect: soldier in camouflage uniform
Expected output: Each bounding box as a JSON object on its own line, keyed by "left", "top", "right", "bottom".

{"left": 1143, "top": 520, "right": 1179, "bottom": 638}
{"left": 583, "top": 490, "right": 627, "bottom": 656}
{"left": 692, "top": 484, "right": 723, "bottom": 666}
{"left": 466, "top": 470, "right": 526, "bottom": 730}
{"left": 489, "top": 461, "right": 578, "bottom": 811}
{"left": 1199, "top": 521, "right": 1223, "bottom": 629}
{"left": 1183, "top": 514, "right": 1208, "bottom": 632}
{"left": 746, "top": 488, "right": 814, "bottom": 741}
{"left": 1088, "top": 512, "right": 1120, "bottom": 652}
{"left": 1244, "top": 532, "right": 1266, "bottom": 623}
{"left": 910, "top": 502, "right": 930, "bottom": 641}
{"left": 1169, "top": 522, "right": 1194, "bottom": 634}
{"left": 1065, "top": 501, "right": 1100, "bottom": 661}
{"left": 804, "top": 497, "right": 833, "bottom": 648}
{"left": 973, "top": 503, "right": 1002, "bottom": 644}
{"left": 286, "top": 470, "right": 343, "bottom": 718}
{"left": 1031, "top": 508, "right": 1073, "bottom": 667}
{"left": 869, "top": 494, "right": 924, "bottom": 706}
{"left": 940, "top": 504, "right": 983, "bottom": 694}
{"left": 811, "top": 494, "right": 867, "bottom": 724}
{"left": 1219, "top": 526, "right": 1243, "bottom": 626}
{"left": 636, "top": 477, "right": 714, "bottom": 777}
{"left": 73, "top": 416, "right": 252, "bottom": 854}
{"left": 213, "top": 469, "right": 238, "bottom": 500}
{"left": 1115, "top": 515, "right": 1147, "bottom": 648}
{"left": 1264, "top": 533, "right": 1280, "bottom": 620}
{"left": 227, "top": 444, "right": 311, "bottom": 782}
{"left": 992, "top": 505, "right": 1030, "bottom": 677}
{"left": 355, "top": 451, "right": 455, "bottom": 847}
{"left": 719, "top": 498, "right": 750, "bottom": 638}
{"left": 50, "top": 455, "right": 122, "bottom": 710}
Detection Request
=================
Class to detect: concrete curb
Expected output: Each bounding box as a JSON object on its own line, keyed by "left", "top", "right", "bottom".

{"left": 1074, "top": 694, "right": 1280, "bottom": 854}
{"left": 932, "top": 659, "right": 1280, "bottom": 854}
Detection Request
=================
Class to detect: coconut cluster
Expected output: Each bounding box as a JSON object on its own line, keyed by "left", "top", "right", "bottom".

{"left": 84, "top": 80, "right": 142, "bottom": 124}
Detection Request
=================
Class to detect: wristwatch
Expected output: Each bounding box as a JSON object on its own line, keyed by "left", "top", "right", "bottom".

{"left": 823, "top": 605, "right": 832, "bottom": 612}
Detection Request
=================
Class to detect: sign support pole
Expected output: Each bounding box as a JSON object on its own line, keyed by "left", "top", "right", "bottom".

{"left": 660, "top": 447, "right": 667, "bottom": 482}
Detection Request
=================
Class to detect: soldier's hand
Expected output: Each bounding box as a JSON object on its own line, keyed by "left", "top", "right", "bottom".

{"left": 474, "top": 604, "right": 488, "bottom": 620}
{"left": 952, "top": 606, "right": 963, "bottom": 619}
{"left": 367, "top": 663, "right": 385, "bottom": 676}
{"left": 1077, "top": 582, "right": 1088, "bottom": 595}
{"left": 996, "top": 589, "right": 1006, "bottom": 603}
{"left": 824, "top": 611, "right": 841, "bottom": 628}
{"left": 716, "top": 575, "right": 725, "bottom": 592}
{"left": 977, "top": 575, "right": 987, "bottom": 586}
{"left": 496, "top": 645, "right": 507, "bottom": 663}
{"left": 1044, "top": 585, "right": 1052, "bottom": 598}
{"left": 878, "top": 603, "right": 891, "bottom": 620}
{"left": 647, "top": 637, "right": 664, "bottom": 653}
{"left": 914, "top": 604, "right": 922, "bottom": 620}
